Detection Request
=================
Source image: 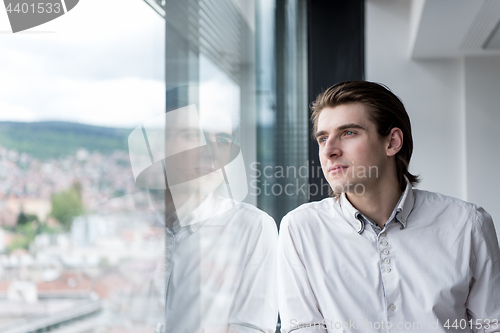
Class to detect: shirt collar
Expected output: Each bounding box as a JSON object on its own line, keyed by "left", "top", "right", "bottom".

{"left": 340, "top": 193, "right": 364, "bottom": 233}
{"left": 397, "top": 177, "right": 414, "bottom": 228}
{"left": 339, "top": 176, "right": 414, "bottom": 234}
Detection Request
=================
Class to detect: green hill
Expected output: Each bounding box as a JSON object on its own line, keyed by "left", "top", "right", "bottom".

{"left": 0, "top": 121, "right": 132, "bottom": 160}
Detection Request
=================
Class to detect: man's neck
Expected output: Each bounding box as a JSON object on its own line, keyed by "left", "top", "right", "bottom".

{"left": 345, "top": 176, "right": 403, "bottom": 228}
{"left": 168, "top": 189, "right": 211, "bottom": 222}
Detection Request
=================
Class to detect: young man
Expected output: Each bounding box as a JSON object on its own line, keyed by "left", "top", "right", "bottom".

{"left": 278, "top": 81, "right": 500, "bottom": 333}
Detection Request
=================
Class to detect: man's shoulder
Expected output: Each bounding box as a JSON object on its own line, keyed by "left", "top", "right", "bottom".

{"left": 281, "top": 197, "right": 337, "bottom": 228}
{"left": 230, "top": 201, "right": 278, "bottom": 231}
{"left": 286, "top": 197, "right": 335, "bottom": 214}
{"left": 205, "top": 197, "right": 276, "bottom": 227}
{"left": 413, "top": 188, "right": 478, "bottom": 213}
{"left": 234, "top": 201, "right": 274, "bottom": 221}
{"left": 203, "top": 199, "right": 277, "bottom": 240}
{"left": 411, "top": 188, "right": 490, "bottom": 228}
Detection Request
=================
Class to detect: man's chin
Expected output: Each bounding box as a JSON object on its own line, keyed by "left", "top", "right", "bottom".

{"left": 328, "top": 181, "right": 350, "bottom": 194}
{"left": 334, "top": 180, "right": 370, "bottom": 197}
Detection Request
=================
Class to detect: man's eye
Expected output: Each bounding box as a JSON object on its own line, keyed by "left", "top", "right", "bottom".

{"left": 318, "top": 137, "right": 327, "bottom": 144}
{"left": 216, "top": 137, "right": 231, "bottom": 144}
{"left": 185, "top": 132, "right": 201, "bottom": 140}
{"left": 344, "top": 131, "right": 354, "bottom": 136}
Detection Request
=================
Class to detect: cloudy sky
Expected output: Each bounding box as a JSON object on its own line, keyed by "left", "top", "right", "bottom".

{"left": 0, "top": 0, "right": 165, "bottom": 128}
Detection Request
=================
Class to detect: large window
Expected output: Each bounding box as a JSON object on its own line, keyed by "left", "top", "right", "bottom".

{"left": 0, "top": 0, "right": 165, "bottom": 331}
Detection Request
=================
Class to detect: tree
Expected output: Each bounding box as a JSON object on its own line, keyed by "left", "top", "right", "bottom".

{"left": 8, "top": 222, "right": 37, "bottom": 252}
{"left": 50, "top": 183, "right": 84, "bottom": 231}
{"left": 17, "top": 211, "right": 38, "bottom": 225}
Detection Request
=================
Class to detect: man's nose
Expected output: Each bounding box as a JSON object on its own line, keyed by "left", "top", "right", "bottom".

{"left": 322, "top": 137, "right": 342, "bottom": 158}
{"left": 202, "top": 134, "right": 218, "bottom": 159}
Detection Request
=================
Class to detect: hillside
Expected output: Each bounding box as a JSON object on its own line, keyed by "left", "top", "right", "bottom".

{"left": 0, "top": 121, "right": 132, "bottom": 160}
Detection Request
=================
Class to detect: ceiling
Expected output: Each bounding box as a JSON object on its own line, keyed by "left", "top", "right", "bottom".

{"left": 410, "top": 0, "right": 500, "bottom": 59}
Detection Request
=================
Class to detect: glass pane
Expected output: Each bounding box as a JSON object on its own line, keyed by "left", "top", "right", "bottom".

{"left": 256, "top": 0, "right": 309, "bottom": 224}
{"left": 0, "top": 0, "right": 165, "bottom": 331}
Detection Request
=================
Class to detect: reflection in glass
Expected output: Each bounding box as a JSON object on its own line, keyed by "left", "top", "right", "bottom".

{"left": 128, "top": 88, "right": 278, "bottom": 332}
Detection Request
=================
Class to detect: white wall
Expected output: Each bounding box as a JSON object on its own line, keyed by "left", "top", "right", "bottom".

{"left": 464, "top": 57, "right": 500, "bottom": 227}
{"left": 366, "top": 0, "right": 500, "bottom": 235}
{"left": 366, "top": 0, "right": 466, "bottom": 199}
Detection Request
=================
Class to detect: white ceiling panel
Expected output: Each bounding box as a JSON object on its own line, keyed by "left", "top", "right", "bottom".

{"left": 411, "top": 0, "right": 500, "bottom": 58}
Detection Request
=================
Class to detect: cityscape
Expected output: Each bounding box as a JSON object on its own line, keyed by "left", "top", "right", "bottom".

{"left": 0, "top": 134, "right": 166, "bottom": 332}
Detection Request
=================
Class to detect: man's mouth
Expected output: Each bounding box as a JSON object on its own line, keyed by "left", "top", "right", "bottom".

{"left": 328, "top": 165, "right": 348, "bottom": 174}
{"left": 195, "top": 165, "right": 216, "bottom": 175}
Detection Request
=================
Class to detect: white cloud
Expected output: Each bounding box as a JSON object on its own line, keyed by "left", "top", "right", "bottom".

{"left": 0, "top": 100, "right": 36, "bottom": 122}
{"left": 0, "top": 0, "right": 165, "bottom": 128}
{"left": 0, "top": 74, "right": 165, "bottom": 128}
{"left": 49, "top": 77, "right": 166, "bottom": 128}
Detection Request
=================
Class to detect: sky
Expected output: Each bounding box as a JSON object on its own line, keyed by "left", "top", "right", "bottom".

{"left": 0, "top": 0, "right": 166, "bottom": 128}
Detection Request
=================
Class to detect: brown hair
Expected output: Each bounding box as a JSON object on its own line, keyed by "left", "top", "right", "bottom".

{"left": 311, "top": 81, "right": 420, "bottom": 192}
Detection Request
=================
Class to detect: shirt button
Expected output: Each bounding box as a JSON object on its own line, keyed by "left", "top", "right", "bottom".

{"left": 390, "top": 304, "right": 396, "bottom": 311}
{"left": 385, "top": 268, "right": 391, "bottom": 273}
{"left": 380, "top": 232, "right": 387, "bottom": 237}
{"left": 381, "top": 240, "right": 388, "bottom": 246}
{"left": 385, "top": 259, "right": 391, "bottom": 264}
{"left": 383, "top": 250, "right": 389, "bottom": 255}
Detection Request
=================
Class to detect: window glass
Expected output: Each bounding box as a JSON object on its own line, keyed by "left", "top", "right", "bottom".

{"left": 0, "top": 0, "right": 164, "bottom": 331}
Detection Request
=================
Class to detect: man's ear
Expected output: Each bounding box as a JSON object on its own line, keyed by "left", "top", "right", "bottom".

{"left": 386, "top": 127, "right": 403, "bottom": 157}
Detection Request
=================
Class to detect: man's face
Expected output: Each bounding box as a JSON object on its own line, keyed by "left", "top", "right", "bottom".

{"left": 149, "top": 113, "right": 234, "bottom": 219}
{"left": 316, "top": 103, "right": 390, "bottom": 195}
{"left": 164, "top": 110, "right": 234, "bottom": 188}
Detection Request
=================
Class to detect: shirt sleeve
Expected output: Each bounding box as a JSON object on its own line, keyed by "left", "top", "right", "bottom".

{"left": 228, "top": 213, "right": 279, "bottom": 333}
{"left": 466, "top": 207, "right": 500, "bottom": 333}
{"left": 278, "top": 214, "right": 327, "bottom": 333}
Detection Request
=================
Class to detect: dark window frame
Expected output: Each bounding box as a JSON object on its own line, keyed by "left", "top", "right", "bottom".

{"left": 307, "top": 0, "right": 365, "bottom": 202}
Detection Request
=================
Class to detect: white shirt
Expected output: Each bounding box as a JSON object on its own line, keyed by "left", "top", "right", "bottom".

{"left": 152, "top": 195, "right": 278, "bottom": 333}
{"left": 278, "top": 181, "right": 500, "bottom": 333}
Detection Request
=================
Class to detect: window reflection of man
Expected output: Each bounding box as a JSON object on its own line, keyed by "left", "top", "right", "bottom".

{"left": 148, "top": 107, "right": 237, "bottom": 229}
{"left": 133, "top": 104, "right": 278, "bottom": 333}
